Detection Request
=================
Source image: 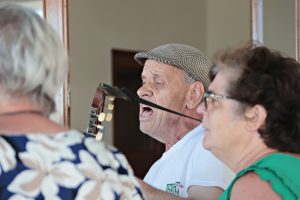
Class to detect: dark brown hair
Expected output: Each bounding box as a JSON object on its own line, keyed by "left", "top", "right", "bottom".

{"left": 211, "top": 42, "right": 300, "bottom": 153}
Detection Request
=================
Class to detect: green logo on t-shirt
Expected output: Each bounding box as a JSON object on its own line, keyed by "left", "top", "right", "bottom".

{"left": 166, "top": 182, "right": 183, "bottom": 196}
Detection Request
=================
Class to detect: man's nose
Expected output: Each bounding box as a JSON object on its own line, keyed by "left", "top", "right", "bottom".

{"left": 137, "top": 83, "right": 153, "bottom": 98}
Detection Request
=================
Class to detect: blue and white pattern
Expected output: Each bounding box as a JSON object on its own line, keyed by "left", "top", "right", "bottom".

{"left": 0, "top": 130, "right": 143, "bottom": 200}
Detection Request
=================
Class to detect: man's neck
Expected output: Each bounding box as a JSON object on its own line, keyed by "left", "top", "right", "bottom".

{"left": 164, "top": 122, "right": 201, "bottom": 151}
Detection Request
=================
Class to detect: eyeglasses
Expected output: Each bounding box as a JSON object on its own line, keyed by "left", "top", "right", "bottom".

{"left": 203, "top": 90, "right": 235, "bottom": 109}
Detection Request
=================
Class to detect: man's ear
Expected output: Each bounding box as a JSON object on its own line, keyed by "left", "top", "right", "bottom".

{"left": 186, "top": 81, "right": 204, "bottom": 110}
{"left": 244, "top": 104, "right": 267, "bottom": 131}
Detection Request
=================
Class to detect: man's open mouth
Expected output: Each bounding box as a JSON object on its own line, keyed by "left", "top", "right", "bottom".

{"left": 140, "top": 104, "right": 154, "bottom": 119}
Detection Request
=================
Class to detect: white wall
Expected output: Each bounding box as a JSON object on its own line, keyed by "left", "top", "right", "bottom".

{"left": 205, "top": 0, "right": 251, "bottom": 59}
{"left": 263, "top": 0, "right": 296, "bottom": 58}
{"left": 69, "top": 0, "right": 251, "bottom": 144}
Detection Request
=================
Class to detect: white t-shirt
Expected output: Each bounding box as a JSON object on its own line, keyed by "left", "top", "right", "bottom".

{"left": 144, "top": 124, "right": 235, "bottom": 198}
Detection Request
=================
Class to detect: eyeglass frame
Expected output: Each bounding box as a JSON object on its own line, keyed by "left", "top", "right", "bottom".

{"left": 203, "top": 90, "right": 237, "bottom": 109}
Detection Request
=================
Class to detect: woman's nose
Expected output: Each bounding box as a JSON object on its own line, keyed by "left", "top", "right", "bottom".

{"left": 196, "top": 102, "right": 207, "bottom": 115}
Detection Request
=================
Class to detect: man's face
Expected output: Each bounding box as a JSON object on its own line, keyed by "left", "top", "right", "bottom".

{"left": 137, "top": 60, "right": 190, "bottom": 143}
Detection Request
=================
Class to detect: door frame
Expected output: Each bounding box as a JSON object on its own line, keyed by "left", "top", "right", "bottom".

{"left": 43, "top": 0, "right": 70, "bottom": 126}
{"left": 251, "top": 0, "right": 300, "bottom": 61}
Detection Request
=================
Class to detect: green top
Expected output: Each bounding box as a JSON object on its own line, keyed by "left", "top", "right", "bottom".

{"left": 219, "top": 153, "right": 300, "bottom": 200}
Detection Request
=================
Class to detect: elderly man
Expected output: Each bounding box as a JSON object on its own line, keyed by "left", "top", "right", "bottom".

{"left": 134, "top": 43, "right": 234, "bottom": 200}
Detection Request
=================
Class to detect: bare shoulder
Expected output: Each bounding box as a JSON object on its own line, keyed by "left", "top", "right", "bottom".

{"left": 230, "top": 172, "right": 281, "bottom": 200}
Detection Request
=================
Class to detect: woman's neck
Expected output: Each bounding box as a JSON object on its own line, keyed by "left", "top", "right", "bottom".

{"left": 0, "top": 110, "right": 43, "bottom": 117}
{"left": 0, "top": 98, "right": 68, "bottom": 134}
{"left": 0, "top": 96, "right": 43, "bottom": 114}
{"left": 233, "top": 147, "right": 277, "bottom": 172}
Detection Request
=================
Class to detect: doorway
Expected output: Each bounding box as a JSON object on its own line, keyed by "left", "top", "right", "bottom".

{"left": 112, "top": 49, "right": 164, "bottom": 178}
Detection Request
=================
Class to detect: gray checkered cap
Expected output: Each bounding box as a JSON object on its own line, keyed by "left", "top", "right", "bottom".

{"left": 134, "top": 43, "right": 210, "bottom": 90}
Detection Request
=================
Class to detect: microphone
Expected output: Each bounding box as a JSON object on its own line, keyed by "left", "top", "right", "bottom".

{"left": 98, "top": 83, "right": 201, "bottom": 122}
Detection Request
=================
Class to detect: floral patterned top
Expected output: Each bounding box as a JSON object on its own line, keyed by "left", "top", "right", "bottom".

{"left": 0, "top": 130, "right": 144, "bottom": 200}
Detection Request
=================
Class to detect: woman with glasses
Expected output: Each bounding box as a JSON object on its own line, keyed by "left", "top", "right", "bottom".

{"left": 198, "top": 42, "right": 300, "bottom": 200}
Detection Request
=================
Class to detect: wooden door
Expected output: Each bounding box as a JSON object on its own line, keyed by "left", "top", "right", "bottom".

{"left": 112, "top": 49, "right": 164, "bottom": 178}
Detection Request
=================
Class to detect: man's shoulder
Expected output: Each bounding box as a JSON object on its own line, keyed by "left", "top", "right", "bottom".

{"left": 184, "top": 124, "right": 205, "bottom": 143}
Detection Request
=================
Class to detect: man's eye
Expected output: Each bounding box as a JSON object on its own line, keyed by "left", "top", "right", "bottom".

{"left": 154, "top": 81, "right": 164, "bottom": 87}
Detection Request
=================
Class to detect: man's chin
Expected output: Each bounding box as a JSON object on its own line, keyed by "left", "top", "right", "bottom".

{"left": 139, "top": 124, "right": 152, "bottom": 135}
{"left": 139, "top": 125, "right": 161, "bottom": 140}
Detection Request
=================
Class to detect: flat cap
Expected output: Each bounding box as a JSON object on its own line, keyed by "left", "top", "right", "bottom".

{"left": 134, "top": 43, "right": 210, "bottom": 89}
